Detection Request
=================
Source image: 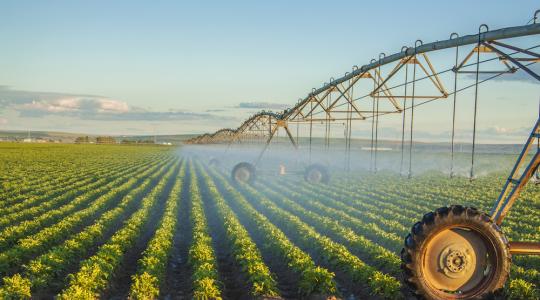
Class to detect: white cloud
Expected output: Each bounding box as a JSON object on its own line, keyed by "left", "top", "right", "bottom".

{"left": 21, "top": 97, "right": 130, "bottom": 114}
{"left": 236, "top": 102, "right": 289, "bottom": 110}
{"left": 494, "top": 126, "right": 510, "bottom": 134}
{"left": 97, "top": 99, "right": 129, "bottom": 113}
{"left": 479, "top": 126, "right": 529, "bottom": 137}
{"left": 0, "top": 118, "right": 7, "bottom": 125}
{"left": 0, "top": 86, "right": 231, "bottom": 122}
{"left": 22, "top": 98, "right": 79, "bottom": 113}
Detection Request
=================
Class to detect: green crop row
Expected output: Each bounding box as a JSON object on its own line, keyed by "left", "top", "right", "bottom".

{"left": 57, "top": 158, "right": 180, "bottom": 299}
{"left": 0, "top": 156, "right": 174, "bottom": 276}
{"left": 258, "top": 180, "right": 402, "bottom": 277}
{"left": 277, "top": 178, "right": 409, "bottom": 235}
{"left": 0, "top": 157, "right": 157, "bottom": 230}
{"left": 0, "top": 160, "right": 115, "bottom": 209}
{"left": 0, "top": 145, "right": 168, "bottom": 202}
{"left": 195, "top": 162, "right": 280, "bottom": 298}
{"left": 206, "top": 165, "right": 339, "bottom": 297}
{"left": 235, "top": 177, "right": 402, "bottom": 299}
{"left": 0, "top": 151, "right": 165, "bottom": 210}
{"left": 0, "top": 157, "right": 166, "bottom": 253}
{"left": 129, "top": 161, "right": 186, "bottom": 299}
{"left": 0, "top": 157, "right": 177, "bottom": 298}
{"left": 315, "top": 172, "right": 540, "bottom": 298}
{"left": 187, "top": 161, "right": 222, "bottom": 300}
{"left": 268, "top": 179, "right": 403, "bottom": 250}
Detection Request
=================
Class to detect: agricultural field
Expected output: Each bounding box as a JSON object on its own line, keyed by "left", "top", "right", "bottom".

{"left": 0, "top": 143, "right": 538, "bottom": 299}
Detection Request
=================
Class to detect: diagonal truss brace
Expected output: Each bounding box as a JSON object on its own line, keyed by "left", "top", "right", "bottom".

{"left": 491, "top": 118, "right": 540, "bottom": 225}
{"left": 454, "top": 44, "right": 517, "bottom": 74}
{"left": 288, "top": 71, "right": 401, "bottom": 122}
{"left": 372, "top": 53, "right": 448, "bottom": 100}
{"left": 255, "top": 119, "right": 298, "bottom": 165}
{"left": 482, "top": 41, "right": 540, "bottom": 81}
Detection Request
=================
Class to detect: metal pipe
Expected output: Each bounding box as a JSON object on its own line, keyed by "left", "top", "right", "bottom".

{"left": 193, "top": 22, "right": 540, "bottom": 143}
{"left": 509, "top": 241, "right": 540, "bottom": 255}
{"left": 306, "top": 24, "right": 540, "bottom": 99}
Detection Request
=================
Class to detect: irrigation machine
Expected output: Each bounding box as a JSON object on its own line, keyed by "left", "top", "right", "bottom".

{"left": 190, "top": 110, "right": 336, "bottom": 184}
{"left": 186, "top": 10, "right": 540, "bottom": 299}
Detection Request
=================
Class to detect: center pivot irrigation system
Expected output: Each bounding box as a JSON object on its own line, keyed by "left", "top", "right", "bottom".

{"left": 187, "top": 10, "right": 540, "bottom": 299}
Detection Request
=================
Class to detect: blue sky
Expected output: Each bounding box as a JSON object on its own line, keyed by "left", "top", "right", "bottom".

{"left": 0, "top": 1, "right": 539, "bottom": 142}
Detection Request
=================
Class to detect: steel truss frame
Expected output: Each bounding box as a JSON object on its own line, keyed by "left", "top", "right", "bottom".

{"left": 185, "top": 16, "right": 540, "bottom": 256}
{"left": 187, "top": 22, "right": 540, "bottom": 149}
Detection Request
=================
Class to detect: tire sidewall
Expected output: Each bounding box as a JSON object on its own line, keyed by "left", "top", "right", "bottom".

{"left": 304, "top": 164, "right": 330, "bottom": 184}
{"left": 232, "top": 162, "right": 256, "bottom": 184}
{"left": 406, "top": 207, "right": 511, "bottom": 300}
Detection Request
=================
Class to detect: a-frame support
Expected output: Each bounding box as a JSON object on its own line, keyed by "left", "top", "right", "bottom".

{"left": 491, "top": 118, "right": 539, "bottom": 226}
{"left": 255, "top": 119, "right": 298, "bottom": 165}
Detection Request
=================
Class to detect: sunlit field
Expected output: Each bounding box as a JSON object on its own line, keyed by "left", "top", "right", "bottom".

{"left": 0, "top": 143, "right": 538, "bottom": 299}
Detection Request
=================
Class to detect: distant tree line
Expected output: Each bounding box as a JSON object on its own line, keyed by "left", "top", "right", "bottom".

{"left": 120, "top": 139, "right": 156, "bottom": 144}
{"left": 75, "top": 136, "right": 118, "bottom": 144}
{"left": 75, "top": 136, "right": 159, "bottom": 145}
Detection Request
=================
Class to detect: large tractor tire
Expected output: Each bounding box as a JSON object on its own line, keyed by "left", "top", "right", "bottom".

{"left": 304, "top": 164, "right": 330, "bottom": 184}
{"left": 401, "top": 205, "right": 511, "bottom": 300}
{"left": 231, "top": 162, "right": 256, "bottom": 184}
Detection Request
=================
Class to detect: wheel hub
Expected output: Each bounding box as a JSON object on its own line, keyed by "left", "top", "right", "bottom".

{"left": 235, "top": 168, "right": 250, "bottom": 182}
{"left": 423, "top": 227, "right": 490, "bottom": 292}
{"left": 440, "top": 247, "right": 472, "bottom": 277}
{"left": 308, "top": 170, "right": 322, "bottom": 182}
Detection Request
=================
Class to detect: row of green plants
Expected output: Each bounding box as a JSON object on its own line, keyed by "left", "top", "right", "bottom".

{"left": 0, "top": 158, "right": 116, "bottom": 210}
{"left": 0, "top": 144, "right": 168, "bottom": 201}
{"left": 195, "top": 162, "right": 280, "bottom": 298}
{"left": 0, "top": 148, "right": 145, "bottom": 204}
{"left": 272, "top": 179, "right": 404, "bottom": 251}
{"left": 129, "top": 162, "right": 186, "bottom": 299}
{"left": 0, "top": 157, "right": 177, "bottom": 298}
{"left": 297, "top": 172, "right": 540, "bottom": 298}
{"left": 0, "top": 155, "right": 173, "bottom": 252}
{"left": 206, "top": 166, "right": 339, "bottom": 297}
{"left": 321, "top": 172, "right": 540, "bottom": 298}
{"left": 0, "top": 151, "right": 164, "bottom": 211}
{"left": 0, "top": 157, "right": 174, "bottom": 275}
{"left": 0, "top": 149, "right": 109, "bottom": 200}
{"left": 341, "top": 173, "right": 539, "bottom": 237}
{"left": 187, "top": 162, "right": 222, "bottom": 300}
{"left": 57, "top": 159, "right": 181, "bottom": 299}
{"left": 277, "top": 178, "right": 409, "bottom": 236}
{"left": 320, "top": 174, "right": 536, "bottom": 247}
{"left": 234, "top": 175, "right": 402, "bottom": 299}
{"left": 298, "top": 177, "right": 419, "bottom": 229}
{"left": 334, "top": 174, "right": 540, "bottom": 263}
{"left": 0, "top": 158, "right": 156, "bottom": 230}
{"left": 258, "top": 180, "right": 402, "bottom": 276}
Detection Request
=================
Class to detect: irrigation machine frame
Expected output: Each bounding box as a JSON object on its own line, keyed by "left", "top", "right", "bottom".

{"left": 186, "top": 10, "right": 540, "bottom": 299}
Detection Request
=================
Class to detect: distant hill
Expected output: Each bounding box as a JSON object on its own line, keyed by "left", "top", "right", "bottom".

{"left": 0, "top": 130, "right": 524, "bottom": 154}
{"left": 0, "top": 130, "right": 89, "bottom": 143}
{"left": 0, "top": 130, "right": 199, "bottom": 145}
{"left": 117, "top": 134, "right": 199, "bottom": 144}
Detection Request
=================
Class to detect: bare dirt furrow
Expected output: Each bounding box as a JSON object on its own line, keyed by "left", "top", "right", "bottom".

{"left": 163, "top": 164, "right": 193, "bottom": 299}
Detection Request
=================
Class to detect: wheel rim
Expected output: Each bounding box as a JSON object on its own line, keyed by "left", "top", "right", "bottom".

{"left": 422, "top": 226, "right": 496, "bottom": 296}
{"left": 234, "top": 167, "right": 250, "bottom": 182}
{"left": 307, "top": 170, "right": 322, "bottom": 183}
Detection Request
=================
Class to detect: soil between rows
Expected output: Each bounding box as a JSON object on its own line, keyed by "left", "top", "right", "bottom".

{"left": 198, "top": 170, "right": 253, "bottom": 300}
{"left": 105, "top": 163, "right": 181, "bottom": 299}
{"left": 32, "top": 161, "right": 173, "bottom": 298}
{"left": 163, "top": 164, "right": 194, "bottom": 299}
